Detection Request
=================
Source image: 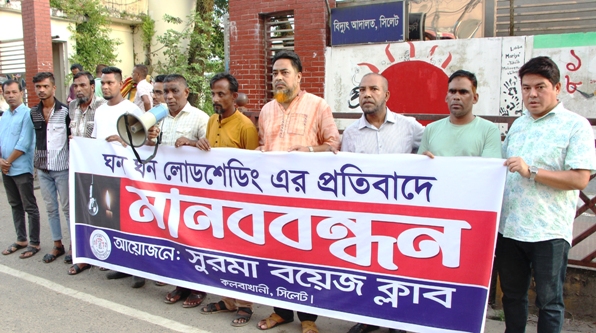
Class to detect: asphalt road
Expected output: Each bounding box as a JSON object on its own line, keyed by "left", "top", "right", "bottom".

{"left": 0, "top": 179, "right": 593, "bottom": 333}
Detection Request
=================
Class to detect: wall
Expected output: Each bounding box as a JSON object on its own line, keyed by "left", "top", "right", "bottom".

{"left": 147, "top": 0, "right": 195, "bottom": 75}
{"left": 228, "top": 0, "right": 336, "bottom": 111}
{"left": 325, "top": 32, "right": 596, "bottom": 132}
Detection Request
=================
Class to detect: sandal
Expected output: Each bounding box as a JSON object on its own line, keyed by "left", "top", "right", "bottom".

{"left": 2, "top": 242, "right": 27, "bottom": 255}
{"left": 200, "top": 300, "right": 232, "bottom": 315}
{"left": 64, "top": 254, "right": 73, "bottom": 264}
{"left": 43, "top": 245, "right": 65, "bottom": 263}
{"left": 257, "top": 313, "right": 293, "bottom": 330}
{"left": 68, "top": 263, "right": 91, "bottom": 275}
{"left": 19, "top": 246, "right": 40, "bottom": 259}
{"left": 164, "top": 287, "right": 190, "bottom": 304}
{"left": 302, "top": 320, "right": 319, "bottom": 333}
{"left": 182, "top": 291, "right": 207, "bottom": 308}
{"left": 231, "top": 307, "right": 253, "bottom": 327}
{"left": 347, "top": 323, "right": 380, "bottom": 333}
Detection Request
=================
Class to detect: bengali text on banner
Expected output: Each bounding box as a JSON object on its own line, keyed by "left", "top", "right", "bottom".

{"left": 69, "top": 137, "right": 506, "bottom": 333}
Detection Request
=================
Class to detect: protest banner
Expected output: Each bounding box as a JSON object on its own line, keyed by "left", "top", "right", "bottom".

{"left": 69, "top": 137, "right": 506, "bottom": 333}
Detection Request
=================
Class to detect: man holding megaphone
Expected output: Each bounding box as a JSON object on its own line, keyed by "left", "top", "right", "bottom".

{"left": 144, "top": 74, "right": 210, "bottom": 307}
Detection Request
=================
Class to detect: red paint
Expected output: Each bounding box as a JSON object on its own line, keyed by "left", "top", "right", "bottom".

{"left": 357, "top": 62, "right": 380, "bottom": 74}
{"left": 381, "top": 60, "right": 449, "bottom": 121}
{"left": 566, "top": 50, "right": 581, "bottom": 71}
{"left": 385, "top": 44, "right": 395, "bottom": 63}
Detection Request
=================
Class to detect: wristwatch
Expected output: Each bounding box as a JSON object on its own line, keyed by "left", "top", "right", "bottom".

{"left": 308, "top": 146, "right": 314, "bottom": 152}
{"left": 529, "top": 165, "right": 538, "bottom": 180}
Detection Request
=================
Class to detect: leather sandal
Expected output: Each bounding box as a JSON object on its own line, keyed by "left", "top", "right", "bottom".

{"left": 257, "top": 313, "right": 293, "bottom": 330}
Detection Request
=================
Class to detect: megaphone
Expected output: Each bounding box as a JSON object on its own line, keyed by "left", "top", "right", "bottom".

{"left": 117, "top": 103, "right": 168, "bottom": 164}
{"left": 117, "top": 103, "right": 168, "bottom": 147}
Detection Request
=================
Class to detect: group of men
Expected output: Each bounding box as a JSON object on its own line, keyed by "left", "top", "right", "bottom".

{"left": 0, "top": 51, "right": 593, "bottom": 333}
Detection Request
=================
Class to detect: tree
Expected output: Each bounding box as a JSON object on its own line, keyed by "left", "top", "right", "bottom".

{"left": 50, "top": 0, "right": 121, "bottom": 71}
{"left": 154, "top": 0, "right": 228, "bottom": 114}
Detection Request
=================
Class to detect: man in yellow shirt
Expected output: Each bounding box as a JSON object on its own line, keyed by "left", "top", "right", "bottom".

{"left": 196, "top": 73, "right": 258, "bottom": 327}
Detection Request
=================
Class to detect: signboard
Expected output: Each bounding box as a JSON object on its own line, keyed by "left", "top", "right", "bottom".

{"left": 70, "top": 138, "right": 506, "bottom": 333}
{"left": 331, "top": 1, "right": 407, "bottom": 45}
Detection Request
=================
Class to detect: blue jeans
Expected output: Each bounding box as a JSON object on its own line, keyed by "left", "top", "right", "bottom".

{"left": 496, "top": 233, "right": 569, "bottom": 333}
{"left": 38, "top": 169, "right": 70, "bottom": 242}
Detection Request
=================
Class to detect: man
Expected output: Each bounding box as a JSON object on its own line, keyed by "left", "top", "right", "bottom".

{"left": 498, "top": 57, "right": 596, "bottom": 332}
{"left": 92, "top": 67, "right": 144, "bottom": 145}
{"left": 151, "top": 74, "right": 166, "bottom": 106}
{"left": 256, "top": 50, "right": 340, "bottom": 333}
{"left": 196, "top": 73, "right": 258, "bottom": 327}
{"left": 67, "top": 71, "right": 106, "bottom": 274}
{"left": 0, "top": 80, "right": 40, "bottom": 259}
{"left": 418, "top": 70, "right": 501, "bottom": 158}
{"left": 131, "top": 64, "right": 152, "bottom": 111}
{"left": 67, "top": 64, "right": 83, "bottom": 103}
{"left": 342, "top": 73, "right": 422, "bottom": 333}
{"left": 94, "top": 64, "right": 107, "bottom": 98}
{"left": 30, "top": 72, "right": 70, "bottom": 264}
{"left": 92, "top": 67, "right": 144, "bottom": 287}
{"left": 146, "top": 74, "right": 209, "bottom": 306}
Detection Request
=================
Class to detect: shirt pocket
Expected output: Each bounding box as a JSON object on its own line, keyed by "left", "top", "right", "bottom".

{"left": 10, "top": 119, "right": 24, "bottom": 136}
{"left": 85, "top": 121, "right": 95, "bottom": 137}
{"left": 286, "top": 113, "right": 307, "bottom": 136}
{"left": 175, "top": 124, "right": 194, "bottom": 139}
{"left": 48, "top": 123, "right": 67, "bottom": 150}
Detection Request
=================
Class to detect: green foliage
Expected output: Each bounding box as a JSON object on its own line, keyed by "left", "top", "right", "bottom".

{"left": 155, "top": 0, "right": 228, "bottom": 114}
{"left": 50, "top": 0, "right": 121, "bottom": 71}
{"left": 140, "top": 14, "right": 156, "bottom": 66}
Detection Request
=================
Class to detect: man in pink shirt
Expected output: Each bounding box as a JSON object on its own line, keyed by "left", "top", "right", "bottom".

{"left": 256, "top": 50, "right": 339, "bottom": 333}
{"left": 257, "top": 51, "right": 339, "bottom": 153}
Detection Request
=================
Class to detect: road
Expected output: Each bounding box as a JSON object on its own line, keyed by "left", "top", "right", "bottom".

{"left": 0, "top": 179, "right": 593, "bottom": 333}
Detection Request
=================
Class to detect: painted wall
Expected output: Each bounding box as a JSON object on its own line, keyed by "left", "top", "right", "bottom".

{"left": 325, "top": 32, "right": 596, "bottom": 130}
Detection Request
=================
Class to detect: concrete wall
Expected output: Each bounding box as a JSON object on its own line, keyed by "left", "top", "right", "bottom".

{"left": 325, "top": 32, "right": 596, "bottom": 132}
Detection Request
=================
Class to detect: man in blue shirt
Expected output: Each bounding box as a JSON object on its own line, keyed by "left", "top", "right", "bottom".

{"left": 0, "top": 79, "right": 41, "bottom": 259}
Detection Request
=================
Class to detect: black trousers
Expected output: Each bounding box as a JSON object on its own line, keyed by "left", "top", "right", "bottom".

{"left": 2, "top": 172, "right": 41, "bottom": 245}
{"left": 274, "top": 307, "right": 317, "bottom": 322}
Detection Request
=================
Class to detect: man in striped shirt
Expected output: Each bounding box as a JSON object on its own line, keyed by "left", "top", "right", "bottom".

{"left": 341, "top": 74, "right": 414, "bottom": 333}
{"left": 30, "top": 72, "right": 70, "bottom": 264}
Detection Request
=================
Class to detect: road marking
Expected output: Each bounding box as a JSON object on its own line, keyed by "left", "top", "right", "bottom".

{"left": 0, "top": 264, "right": 210, "bottom": 333}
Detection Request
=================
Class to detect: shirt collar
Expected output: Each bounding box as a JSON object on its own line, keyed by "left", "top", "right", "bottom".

{"left": 357, "top": 108, "right": 396, "bottom": 129}
{"left": 9, "top": 103, "right": 25, "bottom": 113}
{"left": 168, "top": 102, "right": 191, "bottom": 118}
{"left": 523, "top": 102, "right": 562, "bottom": 121}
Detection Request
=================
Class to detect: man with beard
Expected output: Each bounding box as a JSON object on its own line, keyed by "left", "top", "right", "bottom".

{"left": 418, "top": 70, "right": 501, "bottom": 158}
{"left": 92, "top": 67, "right": 143, "bottom": 145}
{"left": 0, "top": 80, "right": 40, "bottom": 259}
{"left": 30, "top": 72, "right": 70, "bottom": 263}
{"left": 256, "top": 51, "right": 339, "bottom": 333}
{"left": 66, "top": 71, "right": 106, "bottom": 274}
{"left": 92, "top": 66, "right": 144, "bottom": 287}
{"left": 342, "top": 74, "right": 421, "bottom": 333}
{"left": 147, "top": 74, "right": 210, "bottom": 305}
{"left": 195, "top": 72, "right": 258, "bottom": 327}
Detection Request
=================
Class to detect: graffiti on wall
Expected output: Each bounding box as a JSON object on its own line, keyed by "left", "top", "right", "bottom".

{"left": 325, "top": 32, "right": 596, "bottom": 129}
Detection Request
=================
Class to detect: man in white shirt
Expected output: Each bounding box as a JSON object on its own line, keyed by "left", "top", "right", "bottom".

{"left": 341, "top": 73, "right": 423, "bottom": 155}
{"left": 341, "top": 73, "right": 415, "bottom": 333}
{"left": 92, "top": 67, "right": 144, "bottom": 145}
{"left": 132, "top": 64, "right": 152, "bottom": 112}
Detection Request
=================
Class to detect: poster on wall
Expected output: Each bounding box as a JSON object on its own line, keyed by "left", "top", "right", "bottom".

{"left": 70, "top": 138, "right": 506, "bottom": 333}
{"left": 532, "top": 32, "right": 596, "bottom": 119}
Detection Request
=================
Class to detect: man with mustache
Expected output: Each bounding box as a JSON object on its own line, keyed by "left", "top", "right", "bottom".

{"left": 0, "top": 79, "right": 40, "bottom": 259}
{"left": 256, "top": 50, "right": 339, "bottom": 333}
{"left": 66, "top": 71, "right": 106, "bottom": 274}
{"left": 196, "top": 72, "right": 258, "bottom": 327}
{"left": 342, "top": 73, "right": 421, "bottom": 333}
{"left": 30, "top": 72, "right": 71, "bottom": 262}
{"left": 147, "top": 73, "right": 210, "bottom": 306}
{"left": 418, "top": 70, "right": 501, "bottom": 158}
